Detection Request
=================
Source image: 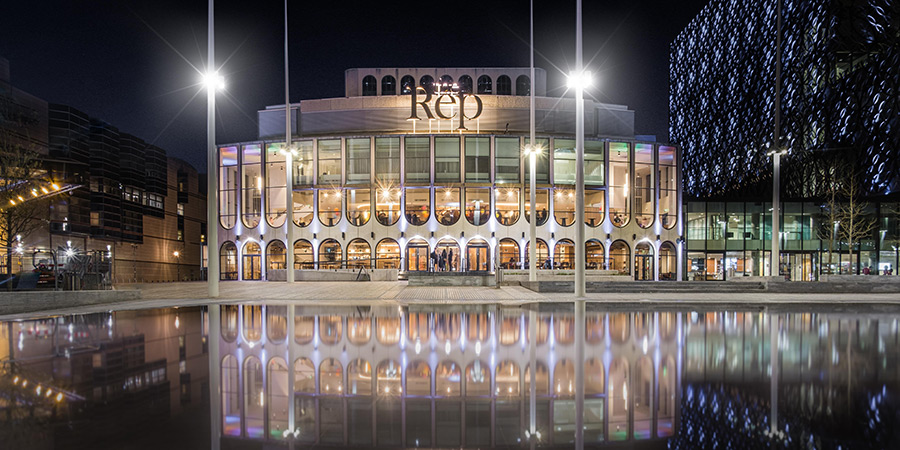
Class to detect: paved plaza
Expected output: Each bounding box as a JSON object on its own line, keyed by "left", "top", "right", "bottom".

{"left": 3, "top": 280, "right": 900, "bottom": 321}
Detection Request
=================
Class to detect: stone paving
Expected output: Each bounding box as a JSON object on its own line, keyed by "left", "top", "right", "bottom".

{"left": 3, "top": 280, "right": 900, "bottom": 321}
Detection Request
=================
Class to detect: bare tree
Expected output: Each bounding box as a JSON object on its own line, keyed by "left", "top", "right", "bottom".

{"left": 817, "top": 179, "right": 842, "bottom": 274}
{"left": 838, "top": 170, "right": 878, "bottom": 273}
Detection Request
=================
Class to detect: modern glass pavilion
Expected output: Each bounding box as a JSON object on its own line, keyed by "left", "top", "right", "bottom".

{"left": 215, "top": 68, "right": 683, "bottom": 281}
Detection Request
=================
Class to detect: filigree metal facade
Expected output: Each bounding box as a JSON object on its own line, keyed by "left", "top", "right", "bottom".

{"left": 671, "top": 0, "right": 900, "bottom": 200}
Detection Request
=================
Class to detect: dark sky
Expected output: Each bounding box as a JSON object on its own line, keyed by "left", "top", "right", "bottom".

{"left": 1, "top": 0, "right": 709, "bottom": 172}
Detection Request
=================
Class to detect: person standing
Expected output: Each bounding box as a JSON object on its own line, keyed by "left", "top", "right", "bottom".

{"left": 440, "top": 248, "right": 447, "bottom": 272}
{"left": 448, "top": 249, "right": 454, "bottom": 272}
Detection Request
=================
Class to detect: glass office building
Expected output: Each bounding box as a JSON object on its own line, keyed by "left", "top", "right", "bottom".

{"left": 215, "top": 68, "right": 683, "bottom": 281}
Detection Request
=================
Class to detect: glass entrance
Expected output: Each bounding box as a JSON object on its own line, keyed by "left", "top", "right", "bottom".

{"left": 466, "top": 239, "right": 490, "bottom": 272}
{"left": 788, "top": 252, "right": 816, "bottom": 281}
{"left": 242, "top": 242, "right": 261, "bottom": 280}
{"left": 406, "top": 239, "right": 430, "bottom": 272}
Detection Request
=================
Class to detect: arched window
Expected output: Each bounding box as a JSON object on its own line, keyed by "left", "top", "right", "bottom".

{"left": 293, "top": 239, "right": 313, "bottom": 269}
{"left": 319, "top": 316, "right": 343, "bottom": 345}
{"left": 400, "top": 75, "right": 415, "bottom": 94}
{"left": 348, "top": 359, "right": 372, "bottom": 395}
{"left": 406, "top": 360, "right": 432, "bottom": 396}
{"left": 241, "top": 144, "right": 262, "bottom": 229}
{"left": 586, "top": 189, "right": 605, "bottom": 227}
{"left": 267, "top": 305, "right": 287, "bottom": 343}
{"left": 436, "top": 188, "right": 460, "bottom": 225}
{"left": 435, "top": 312, "right": 461, "bottom": 343}
{"left": 609, "top": 240, "right": 631, "bottom": 275}
{"left": 293, "top": 190, "right": 314, "bottom": 227}
{"left": 436, "top": 361, "right": 460, "bottom": 396}
{"left": 320, "top": 358, "right": 343, "bottom": 394}
{"left": 586, "top": 240, "right": 605, "bottom": 270}
{"left": 524, "top": 362, "right": 549, "bottom": 395}
{"left": 266, "top": 240, "right": 286, "bottom": 272}
{"left": 376, "top": 316, "right": 401, "bottom": 344}
{"left": 585, "top": 358, "right": 605, "bottom": 394}
{"left": 464, "top": 188, "right": 490, "bottom": 226}
{"left": 219, "top": 146, "right": 238, "bottom": 229}
{"left": 610, "top": 313, "right": 630, "bottom": 343}
{"left": 526, "top": 315, "right": 550, "bottom": 344}
{"left": 406, "top": 238, "right": 430, "bottom": 272}
{"left": 658, "top": 355, "right": 677, "bottom": 436}
{"left": 405, "top": 188, "right": 430, "bottom": 226}
{"left": 439, "top": 74, "right": 453, "bottom": 90}
{"left": 265, "top": 143, "right": 287, "bottom": 227}
{"left": 495, "top": 187, "right": 520, "bottom": 226}
{"left": 347, "top": 238, "right": 371, "bottom": 269}
{"left": 659, "top": 146, "right": 678, "bottom": 229}
{"left": 243, "top": 305, "right": 262, "bottom": 343}
{"left": 362, "top": 75, "right": 377, "bottom": 96}
{"left": 419, "top": 75, "right": 434, "bottom": 93}
{"left": 221, "top": 355, "right": 240, "bottom": 436}
{"left": 496, "top": 361, "right": 520, "bottom": 396}
{"left": 466, "top": 238, "right": 490, "bottom": 272}
{"left": 466, "top": 360, "right": 491, "bottom": 396}
{"left": 377, "top": 359, "right": 402, "bottom": 394}
{"left": 375, "top": 238, "right": 400, "bottom": 269}
{"left": 515, "top": 75, "right": 530, "bottom": 96}
{"left": 466, "top": 312, "right": 490, "bottom": 342}
{"left": 375, "top": 187, "right": 401, "bottom": 226}
{"left": 659, "top": 241, "right": 677, "bottom": 280}
{"left": 348, "top": 317, "right": 371, "bottom": 345}
{"left": 267, "top": 357, "right": 289, "bottom": 438}
{"left": 407, "top": 311, "right": 430, "bottom": 341}
{"left": 498, "top": 238, "right": 520, "bottom": 269}
{"left": 294, "top": 357, "right": 315, "bottom": 393}
{"left": 634, "top": 241, "right": 654, "bottom": 281}
{"left": 346, "top": 188, "right": 370, "bottom": 226}
{"left": 525, "top": 188, "right": 550, "bottom": 226}
{"left": 318, "top": 239, "right": 342, "bottom": 270}
{"left": 635, "top": 144, "right": 655, "bottom": 229}
{"left": 554, "top": 239, "right": 575, "bottom": 269}
{"left": 496, "top": 75, "right": 511, "bottom": 95}
{"left": 476, "top": 75, "right": 492, "bottom": 94}
{"left": 458, "top": 75, "right": 473, "bottom": 93}
{"left": 242, "top": 241, "right": 261, "bottom": 280}
{"left": 381, "top": 75, "right": 396, "bottom": 95}
{"left": 243, "top": 356, "right": 264, "bottom": 438}
{"left": 586, "top": 313, "right": 604, "bottom": 343}
{"left": 435, "top": 239, "right": 461, "bottom": 272}
{"left": 554, "top": 187, "right": 576, "bottom": 226}
{"left": 294, "top": 316, "right": 314, "bottom": 345}
{"left": 499, "top": 310, "right": 519, "bottom": 345}
{"left": 318, "top": 189, "right": 341, "bottom": 227}
{"left": 221, "top": 305, "right": 238, "bottom": 342}
{"left": 220, "top": 241, "right": 238, "bottom": 280}
{"left": 554, "top": 359, "right": 575, "bottom": 397}
{"left": 554, "top": 314, "right": 574, "bottom": 345}
{"left": 525, "top": 238, "right": 549, "bottom": 269}
{"left": 609, "top": 142, "right": 631, "bottom": 227}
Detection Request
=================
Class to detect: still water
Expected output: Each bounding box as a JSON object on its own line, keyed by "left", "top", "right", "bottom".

{"left": 2, "top": 303, "right": 899, "bottom": 449}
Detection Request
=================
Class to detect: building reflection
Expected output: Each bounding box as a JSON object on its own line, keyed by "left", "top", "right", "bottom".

{"left": 212, "top": 306, "right": 684, "bottom": 448}
{"left": 211, "top": 306, "right": 900, "bottom": 448}
{"left": 0, "top": 307, "right": 209, "bottom": 447}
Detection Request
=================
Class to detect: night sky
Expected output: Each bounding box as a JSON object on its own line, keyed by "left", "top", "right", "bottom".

{"left": 1, "top": 0, "right": 709, "bottom": 172}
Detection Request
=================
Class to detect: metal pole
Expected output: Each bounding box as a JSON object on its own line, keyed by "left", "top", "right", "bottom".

{"left": 208, "top": 305, "right": 221, "bottom": 450}
{"left": 574, "top": 300, "right": 585, "bottom": 449}
{"left": 528, "top": 309, "right": 537, "bottom": 447}
{"left": 284, "top": 0, "right": 295, "bottom": 284}
{"left": 528, "top": 0, "right": 537, "bottom": 282}
{"left": 206, "top": 0, "right": 219, "bottom": 298}
{"left": 574, "top": 0, "right": 585, "bottom": 297}
{"left": 770, "top": 0, "right": 782, "bottom": 278}
{"left": 287, "top": 304, "right": 296, "bottom": 448}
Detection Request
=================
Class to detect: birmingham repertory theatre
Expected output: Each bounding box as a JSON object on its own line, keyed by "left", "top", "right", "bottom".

{"left": 214, "top": 68, "right": 682, "bottom": 281}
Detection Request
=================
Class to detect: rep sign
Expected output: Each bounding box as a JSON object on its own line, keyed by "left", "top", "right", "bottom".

{"left": 408, "top": 86, "right": 483, "bottom": 131}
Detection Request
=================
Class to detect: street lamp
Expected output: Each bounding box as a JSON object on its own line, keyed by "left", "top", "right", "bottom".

{"left": 206, "top": 0, "right": 221, "bottom": 299}
{"left": 567, "top": 69, "right": 592, "bottom": 299}
{"left": 524, "top": 143, "right": 542, "bottom": 279}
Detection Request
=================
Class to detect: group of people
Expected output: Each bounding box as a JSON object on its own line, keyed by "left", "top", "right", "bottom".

{"left": 430, "top": 248, "right": 455, "bottom": 272}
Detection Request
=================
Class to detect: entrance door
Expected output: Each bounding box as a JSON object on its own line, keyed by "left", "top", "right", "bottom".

{"left": 466, "top": 242, "right": 490, "bottom": 272}
{"left": 406, "top": 241, "right": 430, "bottom": 272}
{"left": 634, "top": 255, "right": 653, "bottom": 281}
{"left": 789, "top": 253, "right": 815, "bottom": 281}
{"left": 243, "top": 255, "right": 261, "bottom": 280}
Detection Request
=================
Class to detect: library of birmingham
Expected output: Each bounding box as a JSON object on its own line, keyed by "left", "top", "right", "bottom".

{"left": 214, "top": 68, "right": 681, "bottom": 281}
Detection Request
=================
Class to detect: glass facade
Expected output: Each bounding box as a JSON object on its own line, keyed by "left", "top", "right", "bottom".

{"left": 217, "top": 136, "right": 680, "bottom": 279}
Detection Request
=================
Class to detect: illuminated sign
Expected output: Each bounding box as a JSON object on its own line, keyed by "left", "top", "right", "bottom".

{"left": 408, "top": 86, "right": 483, "bottom": 131}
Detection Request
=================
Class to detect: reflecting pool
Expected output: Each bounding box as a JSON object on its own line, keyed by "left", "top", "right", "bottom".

{"left": 2, "top": 304, "right": 900, "bottom": 449}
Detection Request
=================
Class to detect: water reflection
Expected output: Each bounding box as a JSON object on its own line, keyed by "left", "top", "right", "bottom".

{"left": 2, "top": 305, "right": 900, "bottom": 449}
{"left": 208, "top": 306, "right": 900, "bottom": 448}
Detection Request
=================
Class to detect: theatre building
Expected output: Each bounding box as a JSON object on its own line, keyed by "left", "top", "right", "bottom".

{"left": 215, "top": 68, "right": 682, "bottom": 281}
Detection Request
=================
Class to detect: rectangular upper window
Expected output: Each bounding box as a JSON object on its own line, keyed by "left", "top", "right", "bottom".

{"left": 434, "top": 137, "right": 460, "bottom": 184}
{"left": 346, "top": 138, "right": 371, "bottom": 184}
{"left": 465, "top": 137, "right": 490, "bottom": 183}
{"left": 405, "top": 137, "right": 430, "bottom": 184}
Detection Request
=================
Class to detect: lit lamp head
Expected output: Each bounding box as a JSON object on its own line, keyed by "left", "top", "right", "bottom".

{"left": 567, "top": 70, "right": 593, "bottom": 90}
{"left": 202, "top": 71, "right": 225, "bottom": 92}
{"left": 173, "top": 251, "right": 180, "bottom": 258}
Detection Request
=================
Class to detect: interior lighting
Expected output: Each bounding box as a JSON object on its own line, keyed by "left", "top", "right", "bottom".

{"left": 41, "top": 187, "right": 48, "bottom": 194}
{"left": 51, "top": 183, "right": 60, "bottom": 190}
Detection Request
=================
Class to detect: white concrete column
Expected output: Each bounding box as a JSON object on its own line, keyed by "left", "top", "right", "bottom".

{"left": 206, "top": 0, "right": 219, "bottom": 297}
